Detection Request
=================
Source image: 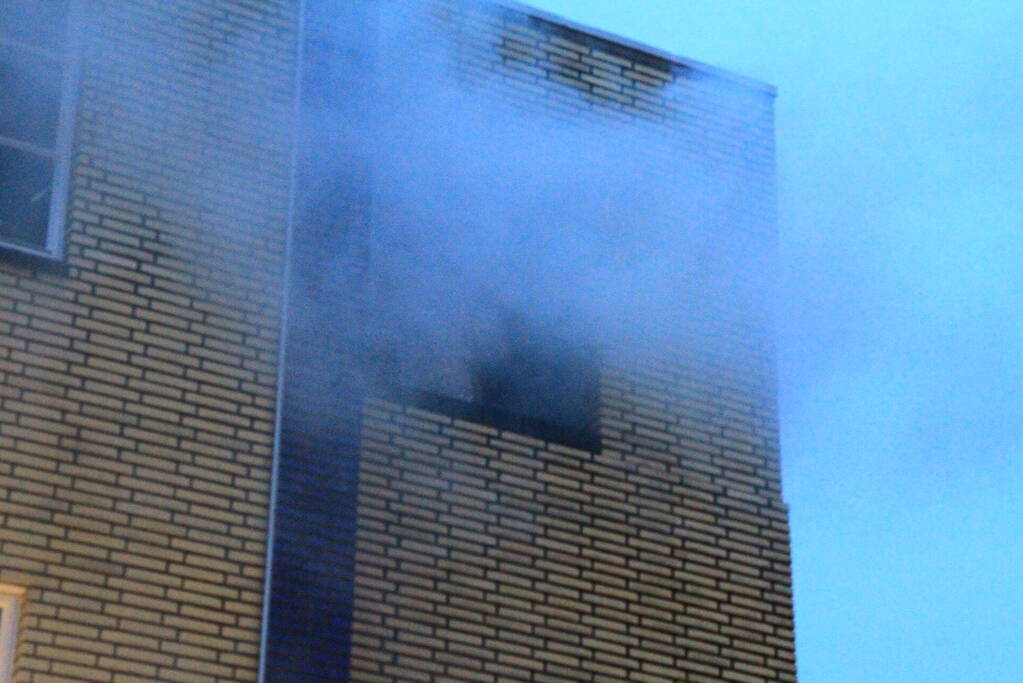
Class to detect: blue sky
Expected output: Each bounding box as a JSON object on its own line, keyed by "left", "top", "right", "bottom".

{"left": 524, "top": 2, "right": 1023, "bottom": 680}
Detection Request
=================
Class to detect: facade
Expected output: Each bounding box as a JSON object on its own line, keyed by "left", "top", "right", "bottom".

{"left": 0, "top": 1, "right": 795, "bottom": 682}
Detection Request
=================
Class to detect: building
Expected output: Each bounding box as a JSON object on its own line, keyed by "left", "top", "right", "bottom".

{"left": 0, "top": 1, "right": 795, "bottom": 681}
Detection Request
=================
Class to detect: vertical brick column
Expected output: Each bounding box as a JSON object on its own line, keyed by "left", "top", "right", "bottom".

{"left": 264, "top": 0, "right": 380, "bottom": 678}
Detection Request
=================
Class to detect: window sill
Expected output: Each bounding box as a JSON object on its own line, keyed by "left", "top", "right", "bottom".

{"left": 0, "top": 243, "right": 70, "bottom": 275}
{"left": 385, "top": 385, "right": 601, "bottom": 453}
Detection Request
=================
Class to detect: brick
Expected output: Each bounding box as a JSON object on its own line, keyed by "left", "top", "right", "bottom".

{"left": 3, "top": 2, "right": 790, "bottom": 682}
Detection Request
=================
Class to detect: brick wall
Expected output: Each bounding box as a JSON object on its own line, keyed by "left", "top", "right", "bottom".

{"left": 351, "top": 364, "right": 793, "bottom": 681}
{"left": 0, "top": 1, "right": 295, "bottom": 680}
{"left": 339, "top": 2, "right": 795, "bottom": 681}
{"left": 0, "top": 0, "right": 793, "bottom": 680}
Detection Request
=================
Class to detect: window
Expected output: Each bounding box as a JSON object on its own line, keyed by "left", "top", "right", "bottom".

{"left": 0, "top": 586, "right": 24, "bottom": 683}
{"left": 0, "top": 0, "right": 77, "bottom": 259}
{"left": 470, "top": 310, "right": 599, "bottom": 443}
{"left": 364, "top": 286, "right": 601, "bottom": 449}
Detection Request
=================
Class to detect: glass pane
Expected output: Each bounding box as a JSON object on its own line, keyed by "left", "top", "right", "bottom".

{"left": 0, "top": 44, "right": 62, "bottom": 147}
{"left": 0, "top": 0, "right": 69, "bottom": 51}
{"left": 0, "top": 144, "right": 54, "bottom": 250}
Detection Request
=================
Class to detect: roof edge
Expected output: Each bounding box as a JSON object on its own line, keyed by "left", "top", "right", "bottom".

{"left": 495, "top": 0, "right": 777, "bottom": 97}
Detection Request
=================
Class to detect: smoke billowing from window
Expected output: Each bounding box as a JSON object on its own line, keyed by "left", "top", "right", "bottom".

{"left": 294, "top": 0, "right": 777, "bottom": 429}
{"left": 13, "top": 0, "right": 774, "bottom": 432}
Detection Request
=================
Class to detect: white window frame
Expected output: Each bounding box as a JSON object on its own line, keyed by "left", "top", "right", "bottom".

{"left": 0, "top": 1, "right": 81, "bottom": 261}
{"left": 0, "top": 585, "right": 25, "bottom": 683}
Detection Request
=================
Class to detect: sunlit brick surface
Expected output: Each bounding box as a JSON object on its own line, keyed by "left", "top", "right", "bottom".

{"left": 0, "top": 1, "right": 294, "bottom": 680}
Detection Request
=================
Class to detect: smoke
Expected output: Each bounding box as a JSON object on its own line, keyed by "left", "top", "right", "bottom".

{"left": 2, "top": 1, "right": 782, "bottom": 677}
{"left": 295, "top": 0, "right": 776, "bottom": 415}
{"left": 3, "top": 0, "right": 774, "bottom": 438}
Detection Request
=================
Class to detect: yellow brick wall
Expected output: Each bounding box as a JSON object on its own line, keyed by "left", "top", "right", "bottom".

{"left": 350, "top": 348, "right": 794, "bottom": 682}
{"left": 0, "top": 1, "right": 295, "bottom": 680}
{"left": 345, "top": 3, "right": 793, "bottom": 681}
{"left": 0, "top": 0, "right": 792, "bottom": 680}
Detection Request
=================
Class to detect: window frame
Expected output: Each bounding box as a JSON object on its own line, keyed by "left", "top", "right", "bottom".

{"left": 0, "top": 1, "right": 81, "bottom": 262}
{"left": 0, "top": 585, "right": 25, "bottom": 683}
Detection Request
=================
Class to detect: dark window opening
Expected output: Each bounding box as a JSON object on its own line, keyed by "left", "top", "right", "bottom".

{"left": 0, "top": 145, "right": 53, "bottom": 250}
{"left": 369, "top": 305, "right": 601, "bottom": 452}
{"left": 471, "top": 310, "right": 598, "bottom": 441}
{"left": 0, "top": 0, "right": 73, "bottom": 259}
{"left": 0, "top": 0, "right": 70, "bottom": 52}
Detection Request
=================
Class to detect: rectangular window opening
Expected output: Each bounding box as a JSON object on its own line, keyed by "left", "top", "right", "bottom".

{"left": 0, "top": 0, "right": 76, "bottom": 260}
{"left": 365, "top": 298, "right": 602, "bottom": 451}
